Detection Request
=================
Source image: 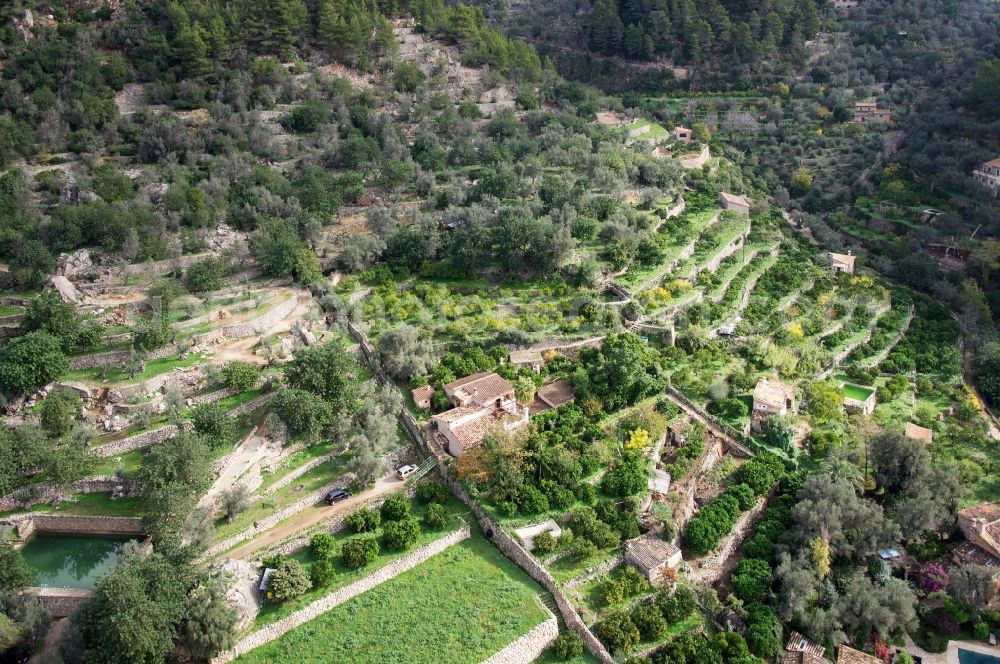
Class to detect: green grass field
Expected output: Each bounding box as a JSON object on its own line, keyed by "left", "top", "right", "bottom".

{"left": 235, "top": 533, "right": 549, "bottom": 664}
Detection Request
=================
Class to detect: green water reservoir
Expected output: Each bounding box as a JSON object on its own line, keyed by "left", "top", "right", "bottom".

{"left": 841, "top": 383, "right": 874, "bottom": 402}
{"left": 20, "top": 534, "right": 132, "bottom": 589}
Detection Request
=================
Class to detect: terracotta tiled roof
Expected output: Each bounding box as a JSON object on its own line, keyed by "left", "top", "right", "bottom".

{"left": 830, "top": 252, "right": 856, "bottom": 267}
{"left": 537, "top": 379, "right": 575, "bottom": 409}
{"left": 836, "top": 646, "right": 882, "bottom": 664}
{"left": 985, "top": 158, "right": 1000, "bottom": 169}
{"left": 445, "top": 372, "right": 514, "bottom": 404}
{"left": 786, "top": 632, "right": 826, "bottom": 657}
{"left": 784, "top": 652, "right": 833, "bottom": 664}
{"left": 959, "top": 502, "right": 1000, "bottom": 523}
{"left": 720, "top": 191, "right": 750, "bottom": 207}
{"left": 432, "top": 406, "right": 482, "bottom": 423}
{"left": 451, "top": 412, "right": 501, "bottom": 450}
{"left": 953, "top": 540, "right": 1000, "bottom": 567}
{"left": 904, "top": 422, "right": 933, "bottom": 443}
{"left": 754, "top": 378, "right": 796, "bottom": 410}
{"left": 411, "top": 386, "right": 434, "bottom": 401}
{"left": 624, "top": 533, "right": 679, "bottom": 573}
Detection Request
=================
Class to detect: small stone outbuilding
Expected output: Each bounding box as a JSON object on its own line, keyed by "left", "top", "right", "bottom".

{"left": 623, "top": 532, "right": 682, "bottom": 584}
{"left": 509, "top": 349, "right": 544, "bottom": 374}
{"left": 829, "top": 251, "right": 856, "bottom": 275}
{"left": 751, "top": 377, "right": 797, "bottom": 432}
{"left": 411, "top": 385, "right": 434, "bottom": 410}
{"left": 719, "top": 192, "right": 751, "bottom": 216}
{"left": 904, "top": 422, "right": 932, "bottom": 444}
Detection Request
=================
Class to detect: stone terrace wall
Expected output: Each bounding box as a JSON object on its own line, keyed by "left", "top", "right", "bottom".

{"left": 479, "top": 613, "right": 558, "bottom": 664}
{"left": 210, "top": 523, "right": 471, "bottom": 664}
{"left": 69, "top": 343, "right": 177, "bottom": 371}
{"left": 196, "top": 294, "right": 298, "bottom": 345}
{"left": 120, "top": 252, "right": 210, "bottom": 276}
{"left": 228, "top": 392, "right": 274, "bottom": 417}
{"left": 0, "top": 477, "right": 138, "bottom": 512}
{"left": 90, "top": 424, "right": 179, "bottom": 457}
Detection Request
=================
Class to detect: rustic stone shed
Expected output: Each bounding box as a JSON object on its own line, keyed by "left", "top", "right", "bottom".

{"left": 623, "top": 532, "right": 682, "bottom": 583}
{"left": 411, "top": 385, "right": 434, "bottom": 410}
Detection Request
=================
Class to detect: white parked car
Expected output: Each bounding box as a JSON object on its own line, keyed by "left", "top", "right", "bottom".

{"left": 396, "top": 464, "right": 419, "bottom": 480}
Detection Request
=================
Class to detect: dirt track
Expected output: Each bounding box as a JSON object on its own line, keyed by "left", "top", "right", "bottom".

{"left": 225, "top": 473, "right": 405, "bottom": 560}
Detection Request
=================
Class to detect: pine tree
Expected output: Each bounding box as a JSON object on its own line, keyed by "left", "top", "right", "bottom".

{"left": 175, "top": 26, "right": 211, "bottom": 76}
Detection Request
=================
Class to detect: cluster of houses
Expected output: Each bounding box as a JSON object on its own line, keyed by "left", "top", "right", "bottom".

{"left": 974, "top": 157, "right": 1000, "bottom": 197}
{"left": 414, "top": 352, "right": 576, "bottom": 458}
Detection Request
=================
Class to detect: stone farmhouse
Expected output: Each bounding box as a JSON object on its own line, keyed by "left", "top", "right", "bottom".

{"left": 623, "top": 532, "right": 682, "bottom": 584}
{"left": 957, "top": 502, "right": 1000, "bottom": 561}
{"left": 829, "top": 251, "right": 856, "bottom": 275}
{"left": 750, "top": 378, "right": 797, "bottom": 432}
{"left": 509, "top": 349, "right": 544, "bottom": 374}
{"left": 533, "top": 378, "right": 575, "bottom": 412}
{"left": 673, "top": 126, "right": 693, "bottom": 143}
{"left": 432, "top": 373, "right": 529, "bottom": 457}
{"left": 852, "top": 98, "right": 890, "bottom": 124}
{"left": 974, "top": 158, "right": 1000, "bottom": 197}
{"left": 719, "top": 191, "right": 751, "bottom": 215}
{"left": 831, "top": 0, "right": 859, "bottom": 9}
{"left": 410, "top": 385, "right": 435, "bottom": 410}
{"left": 835, "top": 646, "right": 882, "bottom": 664}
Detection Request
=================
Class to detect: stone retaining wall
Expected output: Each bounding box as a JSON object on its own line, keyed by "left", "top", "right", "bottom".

{"left": 0, "top": 296, "right": 31, "bottom": 307}
{"left": 563, "top": 554, "right": 624, "bottom": 590}
{"left": 23, "top": 587, "right": 93, "bottom": 618}
{"left": 69, "top": 343, "right": 177, "bottom": 371}
{"left": 701, "top": 228, "right": 748, "bottom": 274}
{"left": 100, "top": 332, "right": 132, "bottom": 345}
{"left": 263, "top": 450, "right": 337, "bottom": 495}
{"left": 0, "top": 313, "right": 23, "bottom": 325}
{"left": 210, "top": 523, "right": 471, "bottom": 664}
{"left": 90, "top": 424, "right": 179, "bottom": 457}
{"left": 3, "top": 514, "right": 144, "bottom": 541}
{"left": 196, "top": 294, "right": 298, "bottom": 345}
{"left": 120, "top": 252, "right": 210, "bottom": 276}
{"left": 189, "top": 386, "right": 238, "bottom": 406}
{"left": 479, "top": 612, "right": 559, "bottom": 664}
{"left": 228, "top": 392, "right": 274, "bottom": 417}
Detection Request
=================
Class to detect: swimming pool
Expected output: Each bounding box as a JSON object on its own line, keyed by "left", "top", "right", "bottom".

{"left": 19, "top": 534, "right": 133, "bottom": 589}
{"left": 958, "top": 647, "right": 1000, "bottom": 664}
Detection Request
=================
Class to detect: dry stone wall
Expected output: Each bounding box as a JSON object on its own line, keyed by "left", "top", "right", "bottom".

{"left": 23, "top": 588, "right": 93, "bottom": 618}
{"left": 0, "top": 477, "right": 138, "bottom": 512}
{"left": 210, "top": 523, "right": 471, "bottom": 664}
{"left": 479, "top": 613, "right": 559, "bottom": 664}
{"left": 3, "top": 514, "right": 143, "bottom": 541}
{"left": 90, "top": 424, "right": 179, "bottom": 457}
{"left": 228, "top": 392, "right": 274, "bottom": 417}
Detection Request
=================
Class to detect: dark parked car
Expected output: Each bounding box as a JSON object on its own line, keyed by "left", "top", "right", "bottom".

{"left": 324, "top": 489, "right": 351, "bottom": 504}
{"left": 1, "top": 647, "right": 29, "bottom": 664}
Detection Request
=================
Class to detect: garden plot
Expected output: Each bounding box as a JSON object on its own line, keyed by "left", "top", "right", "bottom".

{"left": 233, "top": 533, "right": 550, "bottom": 664}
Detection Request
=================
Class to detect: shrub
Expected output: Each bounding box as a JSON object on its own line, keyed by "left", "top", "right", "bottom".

{"left": 632, "top": 603, "right": 667, "bottom": 641}
{"left": 595, "top": 612, "right": 640, "bottom": 653}
{"left": 267, "top": 559, "right": 311, "bottom": 603}
{"left": 191, "top": 403, "right": 237, "bottom": 447}
{"left": 974, "top": 621, "right": 990, "bottom": 641}
{"left": 381, "top": 494, "right": 411, "bottom": 522}
{"left": 746, "top": 603, "right": 782, "bottom": 657}
{"left": 549, "top": 630, "right": 583, "bottom": 660}
{"left": 731, "top": 558, "right": 773, "bottom": 604}
{"left": 346, "top": 507, "right": 381, "bottom": 533}
{"left": 310, "top": 558, "right": 335, "bottom": 587}
{"left": 383, "top": 517, "right": 420, "bottom": 551}
{"left": 727, "top": 483, "right": 757, "bottom": 511}
{"left": 40, "top": 390, "right": 81, "bottom": 437}
{"left": 422, "top": 503, "right": 448, "bottom": 531}
{"left": 221, "top": 361, "right": 259, "bottom": 391}
{"left": 532, "top": 531, "right": 557, "bottom": 554}
{"left": 309, "top": 533, "right": 337, "bottom": 561}
{"left": 415, "top": 480, "right": 449, "bottom": 505}
{"left": 342, "top": 535, "right": 380, "bottom": 569}
{"left": 657, "top": 586, "right": 696, "bottom": 623}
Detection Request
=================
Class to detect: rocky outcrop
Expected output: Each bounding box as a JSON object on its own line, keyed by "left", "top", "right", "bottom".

{"left": 51, "top": 276, "right": 82, "bottom": 303}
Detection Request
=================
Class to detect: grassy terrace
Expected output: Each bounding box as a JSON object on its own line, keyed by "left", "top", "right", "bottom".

{"left": 252, "top": 496, "right": 469, "bottom": 628}
{"left": 678, "top": 216, "right": 751, "bottom": 279}
{"left": 62, "top": 352, "right": 207, "bottom": 385}
{"left": 619, "top": 205, "right": 719, "bottom": 292}
{"left": 235, "top": 530, "right": 549, "bottom": 664}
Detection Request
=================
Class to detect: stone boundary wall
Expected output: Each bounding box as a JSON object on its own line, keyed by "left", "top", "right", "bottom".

{"left": 210, "top": 523, "right": 472, "bottom": 664}
{"left": 479, "top": 612, "right": 559, "bottom": 664}
{"left": 680, "top": 144, "right": 711, "bottom": 169}
{"left": 198, "top": 471, "right": 358, "bottom": 560}
{"left": 23, "top": 587, "right": 93, "bottom": 618}
{"left": 686, "top": 494, "right": 769, "bottom": 586}
{"left": 0, "top": 313, "right": 23, "bottom": 325}
{"left": 663, "top": 197, "right": 686, "bottom": 220}
{"left": 90, "top": 424, "right": 179, "bottom": 457}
